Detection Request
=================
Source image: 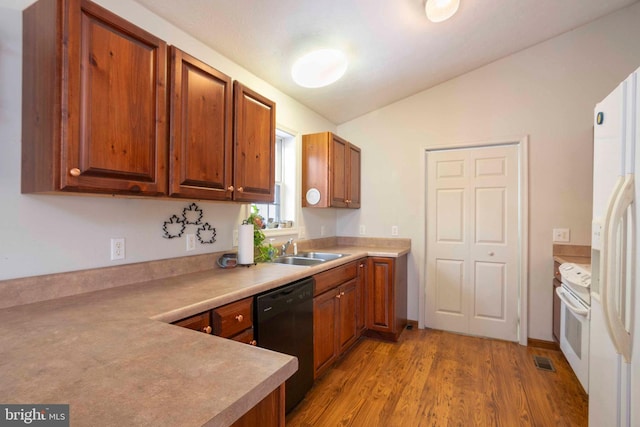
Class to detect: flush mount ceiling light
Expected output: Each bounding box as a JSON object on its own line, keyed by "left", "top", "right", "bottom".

{"left": 291, "top": 49, "right": 348, "bottom": 88}
{"left": 425, "top": 0, "right": 460, "bottom": 23}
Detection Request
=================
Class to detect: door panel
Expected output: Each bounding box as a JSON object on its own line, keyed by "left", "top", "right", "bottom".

{"left": 427, "top": 144, "right": 519, "bottom": 341}
{"left": 435, "top": 259, "right": 464, "bottom": 314}
{"left": 474, "top": 262, "right": 506, "bottom": 320}
{"left": 436, "top": 189, "right": 465, "bottom": 242}
{"left": 475, "top": 188, "right": 505, "bottom": 244}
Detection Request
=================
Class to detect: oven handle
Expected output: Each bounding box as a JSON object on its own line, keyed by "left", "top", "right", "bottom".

{"left": 555, "top": 287, "right": 589, "bottom": 317}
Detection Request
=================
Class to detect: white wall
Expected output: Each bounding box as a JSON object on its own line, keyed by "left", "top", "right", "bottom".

{"left": 0, "top": 0, "right": 336, "bottom": 281}
{"left": 337, "top": 3, "right": 640, "bottom": 340}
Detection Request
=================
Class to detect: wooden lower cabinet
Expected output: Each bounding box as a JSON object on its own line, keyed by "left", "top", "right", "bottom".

{"left": 356, "top": 258, "right": 367, "bottom": 336}
{"left": 364, "top": 255, "right": 408, "bottom": 342}
{"left": 231, "top": 384, "right": 285, "bottom": 427}
{"left": 553, "top": 261, "right": 562, "bottom": 343}
{"left": 172, "top": 311, "right": 212, "bottom": 334}
{"left": 313, "top": 277, "right": 358, "bottom": 379}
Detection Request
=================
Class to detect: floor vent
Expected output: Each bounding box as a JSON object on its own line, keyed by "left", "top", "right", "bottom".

{"left": 533, "top": 356, "right": 555, "bottom": 372}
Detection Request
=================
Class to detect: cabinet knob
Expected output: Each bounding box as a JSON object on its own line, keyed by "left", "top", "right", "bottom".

{"left": 249, "top": 340, "right": 257, "bottom": 346}
{"left": 202, "top": 326, "right": 212, "bottom": 334}
{"left": 227, "top": 185, "right": 234, "bottom": 191}
{"left": 238, "top": 187, "right": 244, "bottom": 192}
{"left": 69, "top": 168, "right": 81, "bottom": 177}
{"left": 336, "top": 293, "right": 341, "bottom": 299}
{"left": 488, "top": 251, "right": 495, "bottom": 256}
{"left": 345, "top": 199, "right": 351, "bottom": 203}
{"left": 235, "top": 314, "right": 244, "bottom": 322}
{"left": 359, "top": 263, "right": 364, "bottom": 268}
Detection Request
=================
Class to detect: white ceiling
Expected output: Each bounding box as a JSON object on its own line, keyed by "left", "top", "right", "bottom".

{"left": 134, "top": 0, "right": 638, "bottom": 124}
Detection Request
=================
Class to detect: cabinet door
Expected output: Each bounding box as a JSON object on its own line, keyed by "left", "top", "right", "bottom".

{"left": 337, "top": 279, "right": 358, "bottom": 354}
{"left": 313, "top": 290, "right": 338, "bottom": 378}
{"left": 347, "top": 143, "right": 361, "bottom": 208}
{"left": 330, "top": 134, "right": 348, "bottom": 207}
{"left": 169, "top": 47, "right": 232, "bottom": 200}
{"left": 356, "top": 259, "right": 367, "bottom": 335}
{"left": 366, "top": 257, "right": 395, "bottom": 333}
{"left": 233, "top": 81, "right": 276, "bottom": 202}
{"left": 173, "top": 311, "right": 211, "bottom": 334}
{"left": 63, "top": 0, "right": 167, "bottom": 195}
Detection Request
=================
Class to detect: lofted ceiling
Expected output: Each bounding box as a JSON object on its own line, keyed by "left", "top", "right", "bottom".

{"left": 134, "top": 0, "right": 638, "bottom": 124}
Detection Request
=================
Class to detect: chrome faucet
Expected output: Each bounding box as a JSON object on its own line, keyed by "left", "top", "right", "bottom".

{"left": 281, "top": 238, "right": 294, "bottom": 255}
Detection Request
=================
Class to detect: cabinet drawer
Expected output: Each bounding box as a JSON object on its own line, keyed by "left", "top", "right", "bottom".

{"left": 212, "top": 297, "right": 253, "bottom": 338}
{"left": 314, "top": 261, "right": 357, "bottom": 296}
{"left": 173, "top": 312, "right": 212, "bottom": 334}
{"left": 230, "top": 328, "right": 256, "bottom": 345}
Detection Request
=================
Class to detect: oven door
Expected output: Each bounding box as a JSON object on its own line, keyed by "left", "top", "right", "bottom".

{"left": 556, "top": 285, "right": 590, "bottom": 393}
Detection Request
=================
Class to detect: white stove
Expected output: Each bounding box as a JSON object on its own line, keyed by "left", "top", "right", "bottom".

{"left": 558, "top": 263, "right": 591, "bottom": 305}
{"left": 556, "top": 262, "right": 592, "bottom": 393}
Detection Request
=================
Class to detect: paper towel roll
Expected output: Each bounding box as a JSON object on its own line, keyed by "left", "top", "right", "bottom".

{"left": 237, "top": 223, "right": 254, "bottom": 265}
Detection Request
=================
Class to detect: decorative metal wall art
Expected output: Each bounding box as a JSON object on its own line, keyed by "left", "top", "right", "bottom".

{"left": 162, "top": 203, "right": 217, "bottom": 244}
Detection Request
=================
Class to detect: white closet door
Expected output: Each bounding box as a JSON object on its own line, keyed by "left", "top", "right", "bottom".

{"left": 426, "top": 145, "right": 519, "bottom": 341}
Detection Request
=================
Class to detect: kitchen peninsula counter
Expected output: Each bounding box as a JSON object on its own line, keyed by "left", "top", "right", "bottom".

{"left": 0, "top": 239, "right": 410, "bottom": 426}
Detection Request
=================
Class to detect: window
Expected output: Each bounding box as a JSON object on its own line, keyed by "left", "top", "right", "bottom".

{"left": 252, "top": 129, "right": 296, "bottom": 231}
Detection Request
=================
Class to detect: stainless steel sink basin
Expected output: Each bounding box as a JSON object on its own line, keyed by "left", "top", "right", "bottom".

{"left": 296, "top": 252, "right": 346, "bottom": 261}
{"left": 272, "top": 256, "right": 325, "bottom": 266}
{"left": 272, "top": 252, "right": 347, "bottom": 266}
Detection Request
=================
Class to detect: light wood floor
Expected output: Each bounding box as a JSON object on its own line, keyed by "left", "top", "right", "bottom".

{"left": 287, "top": 328, "right": 588, "bottom": 427}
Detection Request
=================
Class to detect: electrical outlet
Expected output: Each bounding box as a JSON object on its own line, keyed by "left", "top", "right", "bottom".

{"left": 110, "top": 238, "right": 125, "bottom": 261}
{"left": 552, "top": 228, "right": 570, "bottom": 243}
{"left": 320, "top": 225, "right": 326, "bottom": 236}
{"left": 359, "top": 225, "right": 366, "bottom": 235}
{"left": 391, "top": 225, "right": 398, "bottom": 236}
{"left": 186, "top": 234, "right": 196, "bottom": 251}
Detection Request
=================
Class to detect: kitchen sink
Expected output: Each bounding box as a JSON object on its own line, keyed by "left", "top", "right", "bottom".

{"left": 272, "top": 256, "right": 325, "bottom": 266}
{"left": 272, "top": 252, "right": 347, "bottom": 266}
{"left": 296, "top": 252, "right": 345, "bottom": 261}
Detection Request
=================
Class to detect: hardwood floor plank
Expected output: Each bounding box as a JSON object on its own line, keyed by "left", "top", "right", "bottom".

{"left": 286, "top": 328, "right": 588, "bottom": 427}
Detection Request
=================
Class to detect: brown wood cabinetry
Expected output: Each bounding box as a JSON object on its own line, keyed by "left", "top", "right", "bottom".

{"left": 168, "top": 47, "right": 233, "bottom": 200}
{"left": 364, "top": 255, "right": 408, "bottom": 342}
{"left": 553, "top": 261, "right": 562, "bottom": 343}
{"left": 172, "top": 311, "right": 212, "bottom": 334}
{"left": 233, "top": 82, "right": 276, "bottom": 203}
{"left": 173, "top": 297, "right": 256, "bottom": 345}
{"left": 212, "top": 297, "right": 256, "bottom": 344}
{"left": 313, "top": 261, "right": 359, "bottom": 378}
{"left": 302, "top": 132, "right": 361, "bottom": 208}
{"left": 356, "top": 258, "right": 367, "bottom": 336}
{"left": 230, "top": 384, "right": 285, "bottom": 427}
{"left": 22, "top": 0, "right": 167, "bottom": 196}
{"left": 23, "top": 0, "right": 276, "bottom": 203}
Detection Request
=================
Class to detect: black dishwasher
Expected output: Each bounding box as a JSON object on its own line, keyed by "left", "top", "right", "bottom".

{"left": 254, "top": 277, "right": 314, "bottom": 413}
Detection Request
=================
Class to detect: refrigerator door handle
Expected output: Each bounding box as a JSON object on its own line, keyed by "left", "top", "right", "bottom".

{"left": 603, "top": 173, "right": 634, "bottom": 363}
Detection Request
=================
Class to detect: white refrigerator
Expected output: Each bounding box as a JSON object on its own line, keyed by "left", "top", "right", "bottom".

{"left": 590, "top": 66, "right": 639, "bottom": 427}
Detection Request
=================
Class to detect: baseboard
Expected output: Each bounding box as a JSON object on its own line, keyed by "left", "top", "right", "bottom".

{"left": 528, "top": 338, "right": 559, "bottom": 350}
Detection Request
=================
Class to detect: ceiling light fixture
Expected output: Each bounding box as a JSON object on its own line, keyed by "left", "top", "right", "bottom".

{"left": 291, "top": 49, "right": 348, "bottom": 88}
{"left": 425, "top": 0, "right": 460, "bottom": 23}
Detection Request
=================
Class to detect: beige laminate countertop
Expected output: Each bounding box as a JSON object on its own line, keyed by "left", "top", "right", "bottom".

{"left": 0, "top": 245, "right": 408, "bottom": 427}
{"left": 553, "top": 255, "right": 591, "bottom": 266}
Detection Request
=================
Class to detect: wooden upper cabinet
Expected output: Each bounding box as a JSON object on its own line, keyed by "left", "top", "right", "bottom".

{"left": 22, "top": 0, "right": 168, "bottom": 195}
{"left": 233, "top": 81, "right": 276, "bottom": 203}
{"left": 302, "top": 132, "right": 361, "bottom": 208}
{"left": 168, "top": 47, "right": 233, "bottom": 200}
{"left": 348, "top": 144, "right": 361, "bottom": 208}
